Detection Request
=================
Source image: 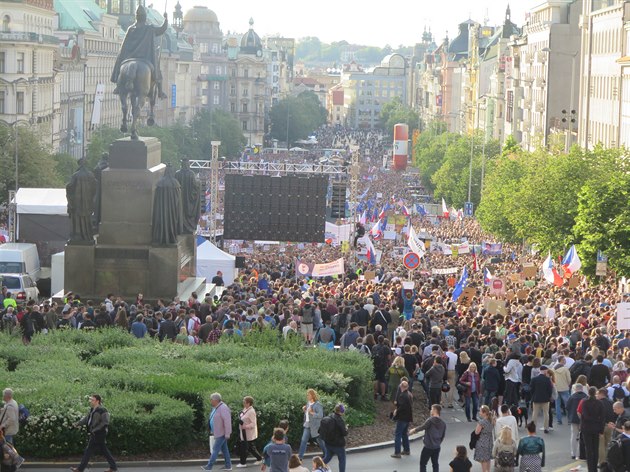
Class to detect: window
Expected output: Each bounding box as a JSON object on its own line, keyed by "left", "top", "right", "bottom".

{"left": 0, "top": 52, "right": 4, "bottom": 73}
{"left": 17, "top": 52, "right": 24, "bottom": 74}
{"left": 242, "top": 120, "right": 248, "bottom": 131}
{"left": 200, "top": 43, "right": 208, "bottom": 54}
{"left": 213, "top": 95, "right": 219, "bottom": 105}
{"left": 201, "top": 65, "right": 209, "bottom": 75}
{"left": 0, "top": 91, "right": 4, "bottom": 113}
{"left": 230, "top": 85, "right": 236, "bottom": 96}
{"left": 230, "top": 102, "right": 236, "bottom": 112}
{"left": 231, "top": 68, "right": 236, "bottom": 77}
{"left": 243, "top": 88, "right": 248, "bottom": 97}
{"left": 244, "top": 69, "right": 249, "bottom": 78}
{"left": 2, "top": 15, "right": 10, "bottom": 32}
{"left": 16, "top": 91, "right": 24, "bottom": 114}
{"left": 213, "top": 82, "right": 220, "bottom": 90}
{"left": 215, "top": 66, "right": 222, "bottom": 75}
{"left": 211, "top": 43, "right": 218, "bottom": 54}
{"left": 242, "top": 103, "right": 248, "bottom": 113}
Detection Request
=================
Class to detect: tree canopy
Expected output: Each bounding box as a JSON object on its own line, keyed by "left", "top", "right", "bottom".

{"left": 269, "top": 91, "right": 327, "bottom": 145}
{"left": 379, "top": 97, "right": 420, "bottom": 137}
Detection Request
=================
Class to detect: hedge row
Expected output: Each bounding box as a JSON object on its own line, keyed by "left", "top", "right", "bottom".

{"left": 0, "top": 328, "right": 374, "bottom": 457}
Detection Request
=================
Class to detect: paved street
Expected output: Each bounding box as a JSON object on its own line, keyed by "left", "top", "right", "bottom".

{"left": 25, "top": 402, "right": 584, "bottom": 472}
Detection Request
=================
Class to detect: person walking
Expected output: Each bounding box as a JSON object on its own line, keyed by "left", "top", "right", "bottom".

{"left": 71, "top": 394, "right": 117, "bottom": 472}
{"left": 503, "top": 351, "right": 522, "bottom": 407}
{"left": 473, "top": 405, "right": 494, "bottom": 472}
{"left": 494, "top": 404, "right": 519, "bottom": 443}
{"left": 579, "top": 386, "right": 605, "bottom": 472}
{"left": 202, "top": 392, "right": 232, "bottom": 471}
{"left": 0, "top": 388, "right": 19, "bottom": 445}
{"left": 597, "top": 387, "right": 615, "bottom": 470}
{"left": 321, "top": 404, "right": 348, "bottom": 472}
{"left": 391, "top": 380, "right": 412, "bottom": 458}
{"left": 297, "top": 389, "right": 325, "bottom": 460}
{"left": 460, "top": 362, "right": 481, "bottom": 422}
{"left": 410, "top": 404, "right": 447, "bottom": 472}
{"left": 553, "top": 356, "right": 572, "bottom": 425}
{"left": 529, "top": 366, "right": 553, "bottom": 434}
{"left": 237, "top": 396, "right": 263, "bottom": 468}
{"left": 425, "top": 356, "right": 446, "bottom": 409}
{"left": 516, "top": 422, "right": 545, "bottom": 472}
{"left": 566, "top": 383, "right": 587, "bottom": 460}
{"left": 260, "top": 428, "right": 292, "bottom": 472}
{"left": 493, "top": 426, "right": 517, "bottom": 472}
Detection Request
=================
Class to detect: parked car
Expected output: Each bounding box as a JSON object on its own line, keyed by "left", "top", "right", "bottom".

{"left": 0, "top": 274, "right": 40, "bottom": 302}
{"left": 0, "top": 243, "right": 41, "bottom": 280}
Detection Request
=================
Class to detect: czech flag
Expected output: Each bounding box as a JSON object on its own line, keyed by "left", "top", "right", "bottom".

{"left": 562, "top": 245, "right": 582, "bottom": 278}
{"left": 369, "top": 220, "right": 383, "bottom": 240}
{"left": 542, "top": 253, "right": 564, "bottom": 287}
{"left": 442, "top": 198, "right": 449, "bottom": 218}
{"left": 483, "top": 267, "right": 493, "bottom": 285}
{"left": 379, "top": 203, "right": 391, "bottom": 219}
{"left": 359, "top": 210, "right": 367, "bottom": 226}
{"left": 401, "top": 205, "right": 410, "bottom": 217}
{"left": 452, "top": 266, "right": 469, "bottom": 302}
{"left": 364, "top": 236, "right": 377, "bottom": 265}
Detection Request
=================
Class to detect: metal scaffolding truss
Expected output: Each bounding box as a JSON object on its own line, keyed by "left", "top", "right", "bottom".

{"left": 189, "top": 160, "right": 349, "bottom": 176}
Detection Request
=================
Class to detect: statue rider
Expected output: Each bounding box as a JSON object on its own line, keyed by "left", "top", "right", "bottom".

{"left": 111, "top": 5, "right": 168, "bottom": 99}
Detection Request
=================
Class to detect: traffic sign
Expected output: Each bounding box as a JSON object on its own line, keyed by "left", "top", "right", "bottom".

{"left": 403, "top": 252, "right": 421, "bottom": 270}
{"left": 464, "top": 201, "right": 474, "bottom": 217}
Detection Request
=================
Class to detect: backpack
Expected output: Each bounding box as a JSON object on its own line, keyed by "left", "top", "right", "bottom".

{"left": 612, "top": 385, "right": 627, "bottom": 402}
{"left": 302, "top": 306, "right": 313, "bottom": 324}
{"left": 191, "top": 317, "right": 201, "bottom": 333}
{"left": 497, "top": 449, "right": 515, "bottom": 467}
{"left": 2, "top": 313, "right": 15, "bottom": 327}
{"left": 371, "top": 344, "right": 387, "bottom": 366}
{"left": 606, "top": 436, "right": 625, "bottom": 470}
{"left": 18, "top": 404, "right": 29, "bottom": 426}
{"left": 318, "top": 415, "right": 336, "bottom": 443}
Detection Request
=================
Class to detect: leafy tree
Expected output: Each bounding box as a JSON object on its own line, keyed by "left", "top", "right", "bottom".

{"left": 189, "top": 109, "right": 247, "bottom": 159}
{"left": 269, "top": 92, "right": 327, "bottom": 145}
{"left": 379, "top": 97, "right": 420, "bottom": 136}
{"left": 85, "top": 127, "right": 124, "bottom": 170}
{"left": 0, "top": 125, "right": 65, "bottom": 204}
{"left": 573, "top": 149, "right": 630, "bottom": 277}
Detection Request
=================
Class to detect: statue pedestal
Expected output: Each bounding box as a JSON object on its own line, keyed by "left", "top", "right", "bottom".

{"left": 64, "top": 137, "right": 200, "bottom": 302}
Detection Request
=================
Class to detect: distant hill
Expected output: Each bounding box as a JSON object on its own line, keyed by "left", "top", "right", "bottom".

{"left": 295, "top": 36, "right": 413, "bottom": 66}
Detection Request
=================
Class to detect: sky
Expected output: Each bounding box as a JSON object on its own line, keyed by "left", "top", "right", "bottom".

{"left": 162, "top": 0, "right": 542, "bottom": 47}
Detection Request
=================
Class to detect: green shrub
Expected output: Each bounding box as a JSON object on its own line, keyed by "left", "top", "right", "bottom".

{"left": 0, "top": 328, "right": 375, "bottom": 458}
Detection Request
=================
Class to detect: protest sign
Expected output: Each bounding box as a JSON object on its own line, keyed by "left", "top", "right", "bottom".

{"left": 617, "top": 303, "right": 630, "bottom": 330}
{"left": 484, "top": 298, "right": 507, "bottom": 315}
{"left": 522, "top": 263, "right": 537, "bottom": 279}
{"left": 489, "top": 278, "right": 506, "bottom": 296}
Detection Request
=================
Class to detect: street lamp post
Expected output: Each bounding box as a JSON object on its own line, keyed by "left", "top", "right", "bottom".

{"left": 542, "top": 48, "right": 578, "bottom": 153}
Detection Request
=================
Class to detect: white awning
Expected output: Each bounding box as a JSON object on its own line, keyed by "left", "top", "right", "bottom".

{"left": 14, "top": 188, "right": 67, "bottom": 215}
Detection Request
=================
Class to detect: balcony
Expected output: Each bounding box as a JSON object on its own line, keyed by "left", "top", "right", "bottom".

{"left": 0, "top": 31, "right": 59, "bottom": 45}
{"left": 536, "top": 51, "right": 547, "bottom": 63}
{"left": 535, "top": 102, "right": 545, "bottom": 113}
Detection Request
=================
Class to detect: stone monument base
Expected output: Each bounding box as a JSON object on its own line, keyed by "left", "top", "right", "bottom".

{"left": 64, "top": 137, "right": 202, "bottom": 303}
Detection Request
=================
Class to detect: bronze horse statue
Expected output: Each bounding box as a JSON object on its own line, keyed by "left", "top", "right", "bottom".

{"left": 111, "top": 6, "right": 168, "bottom": 140}
{"left": 116, "top": 58, "right": 157, "bottom": 140}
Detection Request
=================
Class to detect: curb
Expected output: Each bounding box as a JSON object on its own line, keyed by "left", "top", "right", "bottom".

{"left": 23, "top": 433, "right": 425, "bottom": 469}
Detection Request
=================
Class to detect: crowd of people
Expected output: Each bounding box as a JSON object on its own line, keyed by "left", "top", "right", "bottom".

{"left": 1, "top": 126, "right": 630, "bottom": 472}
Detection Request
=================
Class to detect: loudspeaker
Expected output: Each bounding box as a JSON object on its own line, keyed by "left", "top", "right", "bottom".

{"left": 331, "top": 182, "right": 346, "bottom": 218}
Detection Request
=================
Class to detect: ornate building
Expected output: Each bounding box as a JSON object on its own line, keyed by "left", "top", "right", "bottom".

{"left": 225, "top": 18, "right": 267, "bottom": 146}
{"left": 0, "top": 0, "right": 60, "bottom": 149}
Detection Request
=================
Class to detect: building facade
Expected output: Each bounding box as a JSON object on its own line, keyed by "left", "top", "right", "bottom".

{"left": 578, "top": 0, "right": 630, "bottom": 149}
{"left": 342, "top": 53, "right": 408, "bottom": 129}
{"left": 0, "top": 0, "right": 60, "bottom": 149}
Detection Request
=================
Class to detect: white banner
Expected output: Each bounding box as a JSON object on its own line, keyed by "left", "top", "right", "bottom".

{"left": 431, "top": 267, "right": 459, "bottom": 275}
{"left": 325, "top": 222, "right": 353, "bottom": 245}
{"left": 312, "top": 258, "right": 345, "bottom": 277}
{"left": 617, "top": 303, "right": 630, "bottom": 330}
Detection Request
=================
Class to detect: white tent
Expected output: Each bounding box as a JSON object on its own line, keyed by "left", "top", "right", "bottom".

{"left": 15, "top": 188, "right": 67, "bottom": 215}
{"left": 196, "top": 238, "right": 236, "bottom": 286}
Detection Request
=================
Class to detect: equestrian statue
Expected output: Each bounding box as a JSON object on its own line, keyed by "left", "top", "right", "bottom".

{"left": 111, "top": 5, "right": 168, "bottom": 140}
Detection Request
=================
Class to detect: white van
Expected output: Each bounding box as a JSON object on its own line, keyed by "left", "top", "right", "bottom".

{"left": 0, "top": 243, "right": 41, "bottom": 280}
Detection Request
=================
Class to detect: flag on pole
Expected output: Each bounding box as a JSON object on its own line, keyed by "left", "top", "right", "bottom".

{"left": 407, "top": 224, "right": 426, "bottom": 258}
{"left": 359, "top": 211, "right": 367, "bottom": 226}
{"left": 562, "top": 245, "right": 582, "bottom": 278}
{"left": 442, "top": 198, "right": 449, "bottom": 218}
{"left": 472, "top": 252, "right": 478, "bottom": 271}
{"left": 369, "top": 219, "right": 383, "bottom": 239}
{"left": 401, "top": 205, "right": 411, "bottom": 217}
{"left": 542, "top": 253, "right": 563, "bottom": 286}
{"left": 483, "top": 267, "right": 493, "bottom": 285}
{"left": 452, "top": 266, "right": 469, "bottom": 301}
{"left": 363, "top": 236, "right": 376, "bottom": 265}
{"left": 415, "top": 204, "right": 427, "bottom": 216}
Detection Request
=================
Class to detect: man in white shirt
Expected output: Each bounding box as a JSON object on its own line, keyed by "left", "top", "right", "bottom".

{"left": 0, "top": 388, "right": 19, "bottom": 444}
{"left": 494, "top": 404, "right": 519, "bottom": 443}
{"left": 443, "top": 345, "right": 458, "bottom": 408}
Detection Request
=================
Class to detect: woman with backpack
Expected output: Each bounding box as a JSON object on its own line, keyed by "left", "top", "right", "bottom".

{"left": 493, "top": 426, "right": 517, "bottom": 472}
